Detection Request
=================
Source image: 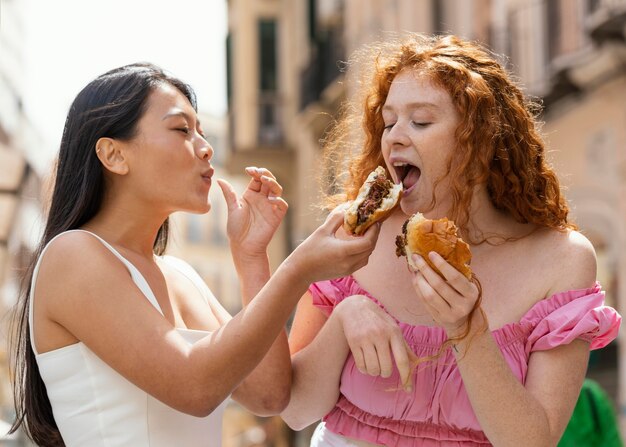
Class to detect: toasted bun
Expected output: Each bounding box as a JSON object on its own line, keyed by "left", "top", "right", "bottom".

{"left": 396, "top": 213, "right": 472, "bottom": 279}
{"left": 344, "top": 166, "right": 402, "bottom": 235}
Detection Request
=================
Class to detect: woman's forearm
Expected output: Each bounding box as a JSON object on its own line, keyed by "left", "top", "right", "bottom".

{"left": 232, "top": 251, "right": 271, "bottom": 304}
{"left": 453, "top": 313, "right": 587, "bottom": 447}
{"left": 282, "top": 313, "right": 349, "bottom": 430}
{"left": 230, "top": 253, "right": 292, "bottom": 415}
{"left": 455, "top": 330, "right": 551, "bottom": 446}
{"left": 184, "top": 259, "right": 308, "bottom": 416}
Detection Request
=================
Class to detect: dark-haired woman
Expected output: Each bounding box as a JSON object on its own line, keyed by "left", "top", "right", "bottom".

{"left": 9, "top": 63, "right": 379, "bottom": 446}
{"left": 281, "top": 34, "right": 621, "bottom": 446}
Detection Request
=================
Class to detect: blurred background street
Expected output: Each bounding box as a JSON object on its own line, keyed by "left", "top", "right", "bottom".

{"left": 1, "top": 0, "right": 625, "bottom": 445}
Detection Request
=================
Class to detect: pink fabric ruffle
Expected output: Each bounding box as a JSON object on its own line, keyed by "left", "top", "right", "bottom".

{"left": 522, "top": 283, "right": 621, "bottom": 353}
{"left": 308, "top": 276, "right": 621, "bottom": 446}
{"left": 325, "top": 396, "right": 491, "bottom": 447}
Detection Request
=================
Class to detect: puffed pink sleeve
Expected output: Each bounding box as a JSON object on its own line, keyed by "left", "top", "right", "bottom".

{"left": 308, "top": 280, "right": 343, "bottom": 317}
{"left": 525, "top": 283, "right": 621, "bottom": 355}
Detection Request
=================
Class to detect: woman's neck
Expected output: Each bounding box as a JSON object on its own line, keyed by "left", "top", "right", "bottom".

{"left": 82, "top": 199, "right": 167, "bottom": 260}
{"left": 463, "top": 191, "right": 535, "bottom": 244}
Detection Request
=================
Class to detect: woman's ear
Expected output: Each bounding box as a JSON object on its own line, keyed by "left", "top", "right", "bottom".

{"left": 95, "top": 137, "right": 129, "bottom": 175}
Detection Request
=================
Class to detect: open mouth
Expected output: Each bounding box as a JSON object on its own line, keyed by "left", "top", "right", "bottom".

{"left": 393, "top": 162, "right": 421, "bottom": 192}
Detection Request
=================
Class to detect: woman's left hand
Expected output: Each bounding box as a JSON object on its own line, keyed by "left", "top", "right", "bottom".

{"left": 410, "top": 252, "right": 480, "bottom": 338}
{"left": 217, "top": 167, "right": 288, "bottom": 257}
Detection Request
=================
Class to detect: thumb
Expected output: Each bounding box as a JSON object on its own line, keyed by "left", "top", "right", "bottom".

{"left": 321, "top": 203, "right": 350, "bottom": 235}
{"left": 217, "top": 179, "right": 240, "bottom": 212}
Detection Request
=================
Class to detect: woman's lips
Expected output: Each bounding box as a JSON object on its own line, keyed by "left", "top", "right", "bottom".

{"left": 201, "top": 167, "right": 214, "bottom": 185}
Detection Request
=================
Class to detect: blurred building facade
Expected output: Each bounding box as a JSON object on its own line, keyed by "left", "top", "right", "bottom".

{"left": 0, "top": 0, "right": 45, "bottom": 444}
{"left": 226, "top": 0, "right": 626, "bottom": 442}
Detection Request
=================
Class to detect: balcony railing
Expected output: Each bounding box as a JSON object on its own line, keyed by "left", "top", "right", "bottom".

{"left": 299, "top": 25, "right": 345, "bottom": 110}
{"left": 587, "top": 0, "right": 626, "bottom": 42}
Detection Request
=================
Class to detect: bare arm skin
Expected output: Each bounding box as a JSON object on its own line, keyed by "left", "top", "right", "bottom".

{"left": 34, "top": 207, "right": 379, "bottom": 417}
{"left": 410, "top": 230, "right": 597, "bottom": 446}
{"left": 217, "top": 169, "right": 292, "bottom": 415}
{"left": 282, "top": 293, "right": 412, "bottom": 430}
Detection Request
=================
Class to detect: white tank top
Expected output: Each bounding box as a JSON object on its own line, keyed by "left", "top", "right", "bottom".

{"left": 29, "top": 230, "right": 226, "bottom": 446}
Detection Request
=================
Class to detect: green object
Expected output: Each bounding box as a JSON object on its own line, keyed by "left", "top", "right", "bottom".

{"left": 558, "top": 379, "right": 623, "bottom": 447}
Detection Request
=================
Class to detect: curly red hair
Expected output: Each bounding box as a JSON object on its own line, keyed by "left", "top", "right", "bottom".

{"left": 322, "top": 33, "right": 575, "bottom": 234}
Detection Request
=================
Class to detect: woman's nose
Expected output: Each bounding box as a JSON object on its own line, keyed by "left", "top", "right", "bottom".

{"left": 196, "top": 137, "right": 214, "bottom": 160}
{"left": 385, "top": 121, "right": 411, "bottom": 146}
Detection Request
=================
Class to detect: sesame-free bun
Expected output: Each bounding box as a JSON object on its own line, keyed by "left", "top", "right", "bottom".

{"left": 344, "top": 166, "right": 402, "bottom": 235}
{"left": 396, "top": 213, "right": 472, "bottom": 279}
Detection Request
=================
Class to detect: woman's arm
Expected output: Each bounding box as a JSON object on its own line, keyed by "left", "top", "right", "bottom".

{"left": 228, "top": 252, "right": 292, "bottom": 415}
{"left": 454, "top": 318, "right": 588, "bottom": 447}
{"left": 37, "top": 208, "right": 378, "bottom": 418}
{"left": 280, "top": 293, "right": 348, "bottom": 430}
{"left": 214, "top": 169, "right": 294, "bottom": 415}
{"left": 282, "top": 292, "right": 412, "bottom": 430}
{"left": 410, "top": 231, "right": 597, "bottom": 446}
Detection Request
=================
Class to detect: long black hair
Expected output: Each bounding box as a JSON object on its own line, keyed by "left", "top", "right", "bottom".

{"left": 9, "top": 63, "right": 197, "bottom": 445}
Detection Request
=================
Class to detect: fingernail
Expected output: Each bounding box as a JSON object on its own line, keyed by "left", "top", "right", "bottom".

{"left": 428, "top": 251, "right": 439, "bottom": 262}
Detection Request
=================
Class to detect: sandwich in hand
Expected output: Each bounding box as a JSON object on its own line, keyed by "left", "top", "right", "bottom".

{"left": 395, "top": 213, "right": 472, "bottom": 279}
{"left": 344, "top": 166, "right": 402, "bottom": 235}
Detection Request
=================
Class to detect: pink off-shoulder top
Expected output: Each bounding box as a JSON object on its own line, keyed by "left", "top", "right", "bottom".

{"left": 309, "top": 276, "right": 621, "bottom": 447}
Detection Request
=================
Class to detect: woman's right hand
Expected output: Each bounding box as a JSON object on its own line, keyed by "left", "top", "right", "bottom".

{"left": 335, "top": 294, "right": 414, "bottom": 390}
{"left": 288, "top": 205, "right": 380, "bottom": 285}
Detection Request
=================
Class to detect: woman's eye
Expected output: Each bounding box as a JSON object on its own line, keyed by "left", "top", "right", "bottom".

{"left": 177, "top": 127, "right": 190, "bottom": 135}
{"left": 411, "top": 121, "right": 431, "bottom": 128}
{"left": 383, "top": 123, "right": 395, "bottom": 130}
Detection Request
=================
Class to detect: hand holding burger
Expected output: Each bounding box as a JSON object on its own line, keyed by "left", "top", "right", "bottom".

{"left": 344, "top": 166, "right": 402, "bottom": 235}
{"left": 395, "top": 212, "right": 472, "bottom": 279}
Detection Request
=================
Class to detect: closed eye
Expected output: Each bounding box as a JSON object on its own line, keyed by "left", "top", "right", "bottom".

{"left": 411, "top": 121, "right": 431, "bottom": 128}
{"left": 383, "top": 123, "right": 396, "bottom": 131}
{"left": 176, "top": 127, "right": 190, "bottom": 135}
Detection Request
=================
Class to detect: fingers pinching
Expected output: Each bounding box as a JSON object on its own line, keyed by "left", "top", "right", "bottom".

{"left": 260, "top": 175, "right": 284, "bottom": 198}
{"left": 247, "top": 166, "right": 276, "bottom": 180}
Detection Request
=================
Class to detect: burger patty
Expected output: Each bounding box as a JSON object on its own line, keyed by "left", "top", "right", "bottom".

{"left": 356, "top": 174, "right": 394, "bottom": 226}
{"left": 395, "top": 219, "right": 408, "bottom": 257}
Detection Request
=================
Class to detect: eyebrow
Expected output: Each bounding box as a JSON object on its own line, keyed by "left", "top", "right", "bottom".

{"left": 382, "top": 101, "right": 439, "bottom": 112}
{"left": 162, "top": 110, "right": 201, "bottom": 127}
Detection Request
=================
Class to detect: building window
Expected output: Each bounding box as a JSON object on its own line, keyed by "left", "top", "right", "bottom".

{"left": 259, "top": 20, "right": 277, "bottom": 92}
{"left": 258, "top": 19, "right": 283, "bottom": 145}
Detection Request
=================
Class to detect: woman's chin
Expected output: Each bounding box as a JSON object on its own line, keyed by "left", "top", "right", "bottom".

{"left": 400, "top": 198, "right": 420, "bottom": 216}
{"left": 187, "top": 202, "right": 211, "bottom": 215}
{"left": 199, "top": 202, "right": 212, "bottom": 214}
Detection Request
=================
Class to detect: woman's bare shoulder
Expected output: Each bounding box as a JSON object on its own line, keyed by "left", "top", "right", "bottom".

{"left": 535, "top": 228, "right": 597, "bottom": 296}
{"left": 40, "top": 231, "right": 119, "bottom": 270}
{"left": 36, "top": 231, "right": 132, "bottom": 299}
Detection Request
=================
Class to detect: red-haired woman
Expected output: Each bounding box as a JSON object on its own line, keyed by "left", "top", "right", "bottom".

{"left": 281, "top": 34, "right": 621, "bottom": 447}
